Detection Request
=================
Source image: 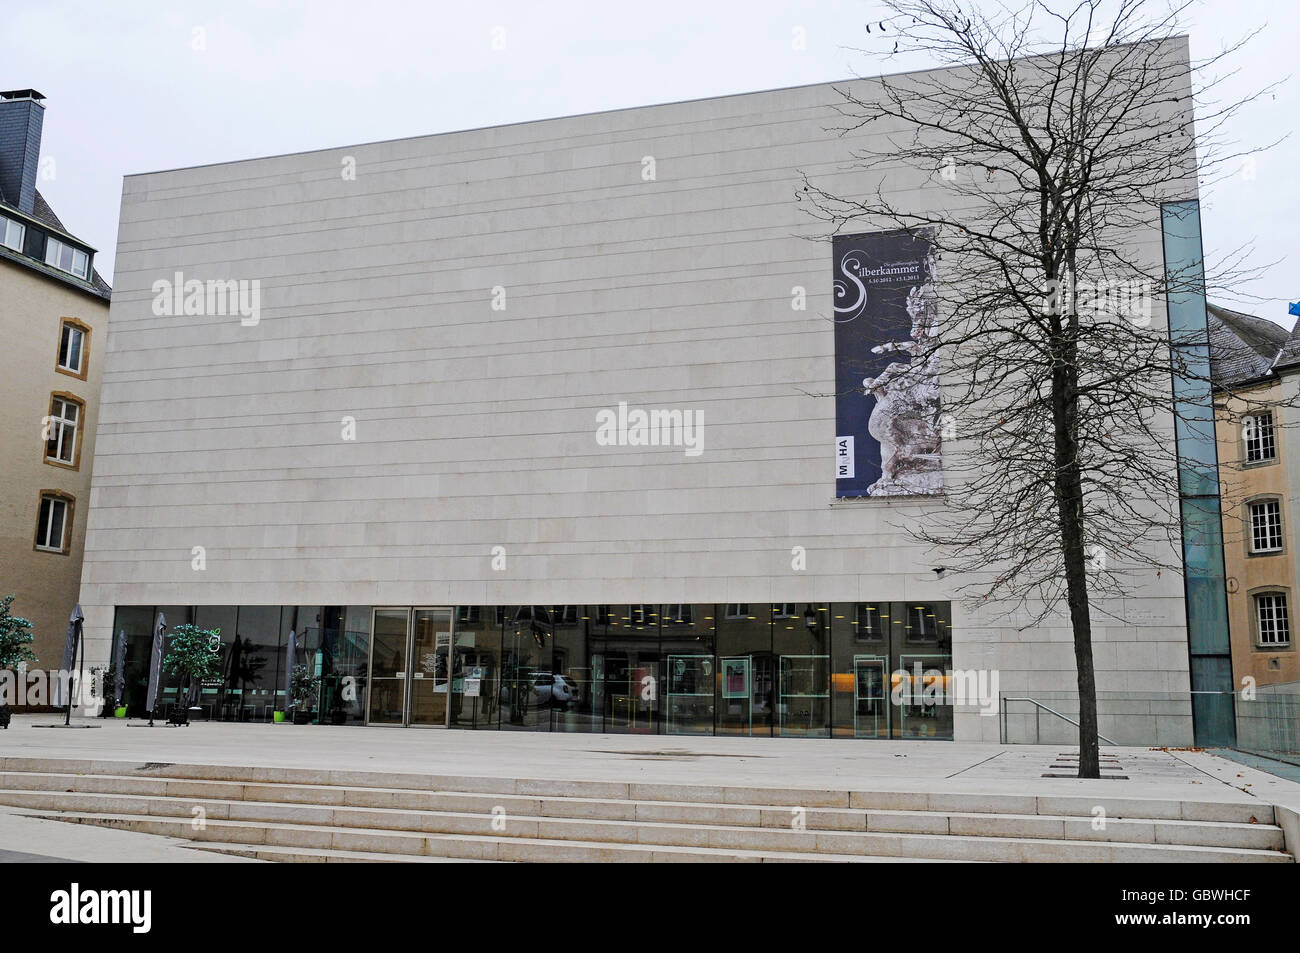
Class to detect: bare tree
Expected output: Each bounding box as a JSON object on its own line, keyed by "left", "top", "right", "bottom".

{"left": 799, "top": 0, "right": 1280, "bottom": 776}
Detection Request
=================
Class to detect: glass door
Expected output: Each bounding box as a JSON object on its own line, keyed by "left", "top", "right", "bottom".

{"left": 448, "top": 607, "right": 497, "bottom": 729}
{"left": 411, "top": 608, "right": 451, "bottom": 727}
{"left": 367, "top": 609, "right": 409, "bottom": 725}
{"left": 365, "top": 607, "right": 454, "bottom": 727}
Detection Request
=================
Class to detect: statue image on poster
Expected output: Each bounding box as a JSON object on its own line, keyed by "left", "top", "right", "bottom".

{"left": 832, "top": 228, "right": 942, "bottom": 497}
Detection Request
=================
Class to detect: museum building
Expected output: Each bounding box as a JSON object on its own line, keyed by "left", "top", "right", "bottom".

{"left": 78, "top": 44, "right": 1228, "bottom": 743}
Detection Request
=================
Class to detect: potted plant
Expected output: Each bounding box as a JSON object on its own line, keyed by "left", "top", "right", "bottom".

{"left": 89, "top": 664, "right": 109, "bottom": 718}
{"left": 289, "top": 664, "right": 319, "bottom": 725}
{"left": 92, "top": 659, "right": 130, "bottom": 718}
{"left": 161, "top": 623, "right": 223, "bottom": 726}
{"left": 0, "top": 595, "right": 37, "bottom": 729}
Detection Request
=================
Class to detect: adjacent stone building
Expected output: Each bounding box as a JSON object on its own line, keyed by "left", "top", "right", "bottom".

{"left": 1211, "top": 304, "right": 1300, "bottom": 692}
{"left": 0, "top": 90, "right": 111, "bottom": 675}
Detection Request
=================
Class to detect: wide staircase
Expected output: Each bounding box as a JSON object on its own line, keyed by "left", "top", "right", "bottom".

{"left": 0, "top": 757, "right": 1291, "bottom": 863}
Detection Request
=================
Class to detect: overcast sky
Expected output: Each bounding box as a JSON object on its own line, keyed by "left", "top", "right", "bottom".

{"left": 5, "top": 0, "right": 1295, "bottom": 323}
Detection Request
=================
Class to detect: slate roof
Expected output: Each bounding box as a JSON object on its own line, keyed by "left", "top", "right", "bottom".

{"left": 0, "top": 188, "right": 111, "bottom": 298}
{"left": 1207, "top": 303, "right": 1293, "bottom": 389}
{"left": 30, "top": 189, "right": 67, "bottom": 232}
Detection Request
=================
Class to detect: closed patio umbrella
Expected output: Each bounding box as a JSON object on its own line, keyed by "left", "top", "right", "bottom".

{"left": 225, "top": 634, "right": 243, "bottom": 719}
{"left": 112, "top": 628, "right": 127, "bottom": 708}
{"left": 146, "top": 612, "right": 166, "bottom": 725}
{"left": 57, "top": 605, "right": 81, "bottom": 708}
{"left": 60, "top": 605, "right": 83, "bottom": 724}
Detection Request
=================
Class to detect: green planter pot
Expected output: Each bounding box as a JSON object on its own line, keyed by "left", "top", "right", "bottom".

{"left": 113, "top": 707, "right": 128, "bottom": 718}
{"left": 273, "top": 710, "right": 286, "bottom": 723}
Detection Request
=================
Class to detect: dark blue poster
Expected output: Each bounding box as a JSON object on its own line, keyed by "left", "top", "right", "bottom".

{"left": 833, "top": 228, "right": 942, "bottom": 498}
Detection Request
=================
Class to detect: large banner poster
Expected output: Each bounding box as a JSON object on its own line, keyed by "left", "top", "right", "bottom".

{"left": 833, "top": 228, "right": 942, "bottom": 498}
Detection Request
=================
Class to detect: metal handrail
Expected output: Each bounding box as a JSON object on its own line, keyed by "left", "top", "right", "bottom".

{"left": 1001, "top": 696, "right": 1119, "bottom": 746}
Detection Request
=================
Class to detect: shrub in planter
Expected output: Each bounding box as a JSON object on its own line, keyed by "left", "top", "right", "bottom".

{"left": 0, "top": 595, "right": 37, "bottom": 728}
{"left": 89, "top": 664, "right": 114, "bottom": 717}
{"left": 162, "top": 623, "right": 223, "bottom": 727}
{"left": 289, "top": 664, "right": 320, "bottom": 725}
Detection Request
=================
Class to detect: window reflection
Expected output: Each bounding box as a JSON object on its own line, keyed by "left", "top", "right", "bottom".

{"left": 107, "top": 602, "right": 953, "bottom": 739}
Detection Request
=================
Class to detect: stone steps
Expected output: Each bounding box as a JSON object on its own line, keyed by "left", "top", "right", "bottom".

{"left": 26, "top": 809, "right": 1286, "bottom": 863}
{"left": 0, "top": 787, "right": 1284, "bottom": 851}
{"left": 0, "top": 767, "right": 1273, "bottom": 823}
{"left": 0, "top": 759, "right": 1291, "bottom": 863}
{"left": 36, "top": 812, "right": 931, "bottom": 863}
{"left": 188, "top": 844, "right": 499, "bottom": 863}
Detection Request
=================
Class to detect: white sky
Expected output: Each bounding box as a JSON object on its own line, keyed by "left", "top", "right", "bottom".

{"left": 5, "top": 0, "right": 1295, "bottom": 323}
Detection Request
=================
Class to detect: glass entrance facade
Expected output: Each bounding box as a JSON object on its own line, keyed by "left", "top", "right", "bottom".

{"left": 110, "top": 602, "right": 953, "bottom": 738}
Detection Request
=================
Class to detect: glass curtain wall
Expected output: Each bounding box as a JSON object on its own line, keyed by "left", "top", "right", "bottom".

{"left": 225, "top": 605, "right": 278, "bottom": 720}
{"left": 109, "top": 606, "right": 155, "bottom": 716}
{"left": 500, "top": 606, "right": 554, "bottom": 731}
{"left": 716, "top": 604, "right": 771, "bottom": 735}
{"left": 450, "top": 606, "right": 501, "bottom": 729}
{"left": 662, "top": 604, "right": 715, "bottom": 734}
{"left": 110, "top": 602, "right": 952, "bottom": 738}
{"left": 319, "top": 606, "right": 371, "bottom": 725}
{"left": 1161, "top": 199, "right": 1236, "bottom": 746}
{"left": 107, "top": 606, "right": 374, "bottom": 723}
{"left": 828, "top": 601, "right": 954, "bottom": 739}
{"left": 591, "top": 605, "right": 661, "bottom": 733}
{"left": 773, "top": 603, "right": 832, "bottom": 737}
{"left": 551, "top": 606, "right": 596, "bottom": 733}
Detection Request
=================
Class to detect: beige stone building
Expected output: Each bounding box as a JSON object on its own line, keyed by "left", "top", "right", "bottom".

{"left": 0, "top": 89, "right": 111, "bottom": 675}
{"left": 1210, "top": 304, "right": 1300, "bottom": 692}
{"left": 79, "top": 45, "right": 1210, "bottom": 743}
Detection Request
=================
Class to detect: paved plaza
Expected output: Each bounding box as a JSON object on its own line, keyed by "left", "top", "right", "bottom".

{"left": 2, "top": 712, "right": 1296, "bottom": 802}
{"left": 4, "top": 714, "right": 1298, "bottom": 861}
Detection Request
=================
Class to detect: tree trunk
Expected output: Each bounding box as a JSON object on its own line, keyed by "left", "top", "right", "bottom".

{"left": 1060, "top": 507, "right": 1101, "bottom": 778}
{"left": 1052, "top": 338, "right": 1101, "bottom": 779}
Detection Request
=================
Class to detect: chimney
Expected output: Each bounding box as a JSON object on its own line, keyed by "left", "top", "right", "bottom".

{"left": 0, "top": 89, "right": 46, "bottom": 215}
